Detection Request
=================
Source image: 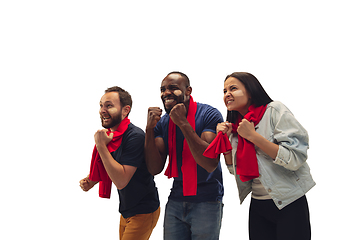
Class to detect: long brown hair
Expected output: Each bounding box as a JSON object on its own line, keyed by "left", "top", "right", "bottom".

{"left": 225, "top": 72, "right": 272, "bottom": 123}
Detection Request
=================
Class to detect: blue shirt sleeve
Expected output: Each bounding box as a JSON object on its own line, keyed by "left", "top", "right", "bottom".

{"left": 154, "top": 114, "right": 168, "bottom": 139}
{"left": 199, "top": 104, "right": 224, "bottom": 134}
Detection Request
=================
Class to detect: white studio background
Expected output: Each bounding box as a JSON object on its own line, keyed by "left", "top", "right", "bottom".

{"left": 1, "top": 1, "right": 358, "bottom": 239}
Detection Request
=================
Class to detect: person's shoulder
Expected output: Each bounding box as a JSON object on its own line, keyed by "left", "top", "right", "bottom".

{"left": 197, "top": 102, "right": 217, "bottom": 109}
{"left": 196, "top": 102, "right": 223, "bottom": 123}
{"left": 267, "top": 101, "right": 292, "bottom": 114}
{"left": 160, "top": 113, "right": 170, "bottom": 120}
{"left": 196, "top": 102, "right": 221, "bottom": 114}
{"left": 124, "top": 123, "right": 145, "bottom": 139}
{"left": 155, "top": 113, "right": 170, "bottom": 128}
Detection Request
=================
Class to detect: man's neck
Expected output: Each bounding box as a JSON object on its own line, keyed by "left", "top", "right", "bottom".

{"left": 110, "top": 122, "right": 120, "bottom": 132}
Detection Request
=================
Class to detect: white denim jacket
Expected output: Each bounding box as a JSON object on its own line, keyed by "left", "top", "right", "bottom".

{"left": 227, "top": 101, "right": 315, "bottom": 210}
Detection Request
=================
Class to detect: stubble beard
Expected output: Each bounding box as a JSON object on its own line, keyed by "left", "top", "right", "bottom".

{"left": 101, "top": 113, "right": 122, "bottom": 129}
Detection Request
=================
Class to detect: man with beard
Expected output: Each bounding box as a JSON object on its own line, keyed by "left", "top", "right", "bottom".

{"left": 79, "top": 86, "right": 160, "bottom": 240}
{"left": 145, "top": 72, "right": 224, "bottom": 240}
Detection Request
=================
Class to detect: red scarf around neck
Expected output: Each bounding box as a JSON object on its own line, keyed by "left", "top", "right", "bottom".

{"left": 89, "top": 117, "right": 131, "bottom": 198}
{"left": 203, "top": 104, "right": 267, "bottom": 182}
{"left": 232, "top": 104, "right": 267, "bottom": 182}
{"left": 164, "top": 95, "right": 198, "bottom": 196}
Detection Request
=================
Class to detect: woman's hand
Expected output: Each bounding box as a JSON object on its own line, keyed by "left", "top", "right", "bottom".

{"left": 216, "top": 121, "right": 232, "bottom": 137}
{"left": 237, "top": 119, "right": 279, "bottom": 160}
{"left": 237, "top": 119, "right": 256, "bottom": 141}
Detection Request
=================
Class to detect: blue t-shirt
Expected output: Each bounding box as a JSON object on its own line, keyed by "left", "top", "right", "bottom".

{"left": 111, "top": 123, "right": 160, "bottom": 218}
{"left": 154, "top": 102, "right": 224, "bottom": 203}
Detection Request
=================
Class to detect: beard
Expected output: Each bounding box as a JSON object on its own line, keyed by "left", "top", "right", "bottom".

{"left": 101, "top": 112, "right": 122, "bottom": 129}
{"left": 163, "top": 94, "right": 184, "bottom": 114}
{"left": 164, "top": 105, "right": 172, "bottom": 115}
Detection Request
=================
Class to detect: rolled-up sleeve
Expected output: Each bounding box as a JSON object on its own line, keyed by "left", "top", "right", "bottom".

{"left": 272, "top": 107, "right": 309, "bottom": 171}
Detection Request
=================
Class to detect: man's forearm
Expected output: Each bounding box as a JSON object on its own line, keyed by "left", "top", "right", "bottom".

{"left": 96, "top": 144, "right": 134, "bottom": 190}
{"left": 144, "top": 128, "right": 166, "bottom": 175}
{"left": 178, "top": 122, "right": 220, "bottom": 173}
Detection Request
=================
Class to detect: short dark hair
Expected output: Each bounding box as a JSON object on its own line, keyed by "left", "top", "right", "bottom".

{"left": 105, "top": 86, "right": 132, "bottom": 113}
{"left": 167, "top": 71, "right": 190, "bottom": 87}
{"left": 225, "top": 72, "right": 272, "bottom": 123}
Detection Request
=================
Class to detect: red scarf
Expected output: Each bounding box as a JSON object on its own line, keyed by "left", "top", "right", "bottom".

{"left": 89, "top": 117, "right": 131, "bottom": 198}
{"left": 203, "top": 105, "right": 267, "bottom": 182}
{"left": 232, "top": 104, "right": 267, "bottom": 182}
{"left": 203, "top": 132, "right": 232, "bottom": 158}
{"left": 164, "top": 96, "right": 198, "bottom": 196}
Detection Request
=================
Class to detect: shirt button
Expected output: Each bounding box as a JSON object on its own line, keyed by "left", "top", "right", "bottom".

{"left": 278, "top": 201, "right": 282, "bottom": 205}
{"left": 267, "top": 188, "right": 272, "bottom": 193}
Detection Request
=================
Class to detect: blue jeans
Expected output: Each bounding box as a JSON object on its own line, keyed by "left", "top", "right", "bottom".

{"left": 164, "top": 199, "right": 223, "bottom": 240}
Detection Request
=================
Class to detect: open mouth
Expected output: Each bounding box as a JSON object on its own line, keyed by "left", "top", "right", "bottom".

{"left": 163, "top": 96, "right": 177, "bottom": 105}
{"left": 162, "top": 97, "right": 178, "bottom": 114}
{"left": 102, "top": 115, "right": 111, "bottom": 122}
{"left": 226, "top": 100, "right": 234, "bottom": 105}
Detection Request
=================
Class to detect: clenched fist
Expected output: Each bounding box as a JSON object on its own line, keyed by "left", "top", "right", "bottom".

{"left": 147, "top": 107, "right": 162, "bottom": 129}
{"left": 94, "top": 129, "right": 113, "bottom": 147}
{"left": 237, "top": 119, "right": 256, "bottom": 140}
{"left": 169, "top": 103, "right": 187, "bottom": 126}
{"left": 216, "top": 121, "right": 233, "bottom": 137}
{"left": 79, "top": 176, "right": 97, "bottom": 192}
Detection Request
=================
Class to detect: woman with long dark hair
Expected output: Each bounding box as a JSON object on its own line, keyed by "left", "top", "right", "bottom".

{"left": 216, "top": 72, "right": 315, "bottom": 240}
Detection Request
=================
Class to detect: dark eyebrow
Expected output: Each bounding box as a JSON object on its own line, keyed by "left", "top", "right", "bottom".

{"left": 99, "top": 100, "right": 114, "bottom": 105}
{"left": 160, "top": 84, "right": 179, "bottom": 90}
{"left": 224, "top": 84, "right": 237, "bottom": 90}
{"left": 228, "top": 84, "right": 238, "bottom": 89}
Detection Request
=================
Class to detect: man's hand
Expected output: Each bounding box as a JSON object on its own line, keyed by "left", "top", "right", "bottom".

{"left": 147, "top": 107, "right": 162, "bottom": 129}
{"left": 94, "top": 129, "right": 113, "bottom": 147}
{"left": 169, "top": 103, "right": 187, "bottom": 126}
{"left": 79, "top": 176, "right": 97, "bottom": 192}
